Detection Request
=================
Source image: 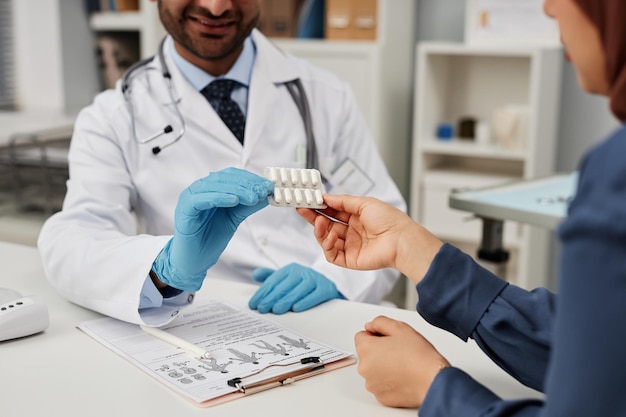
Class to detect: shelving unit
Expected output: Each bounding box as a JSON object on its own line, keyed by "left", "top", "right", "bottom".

{"left": 89, "top": 0, "right": 165, "bottom": 59}
{"left": 13, "top": 0, "right": 100, "bottom": 114}
{"left": 406, "top": 41, "right": 563, "bottom": 309}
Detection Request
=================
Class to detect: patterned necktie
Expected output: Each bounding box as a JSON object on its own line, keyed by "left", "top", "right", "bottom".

{"left": 201, "top": 79, "right": 246, "bottom": 144}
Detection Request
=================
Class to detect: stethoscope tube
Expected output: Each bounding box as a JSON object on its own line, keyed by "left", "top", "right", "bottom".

{"left": 121, "top": 37, "right": 319, "bottom": 171}
{"left": 285, "top": 80, "right": 319, "bottom": 173}
{"left": 122, "top": 38, "right": 186, "bottom": 154}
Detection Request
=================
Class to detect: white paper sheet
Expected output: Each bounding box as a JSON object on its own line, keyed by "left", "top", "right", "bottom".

{"left": 78, "top": 298, "right": 354, "bottom": 404}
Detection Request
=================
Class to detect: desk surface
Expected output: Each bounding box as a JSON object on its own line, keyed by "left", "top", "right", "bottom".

{"left": 449, "top": 172, "right": 578, "bottom": 230}
{"left": 2, "top": 241, "right": 541, "bottom": 416}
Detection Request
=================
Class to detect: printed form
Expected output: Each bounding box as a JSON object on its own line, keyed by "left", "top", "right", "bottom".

{"left": 78, "top": 299, "right": 354, "bottom": 405}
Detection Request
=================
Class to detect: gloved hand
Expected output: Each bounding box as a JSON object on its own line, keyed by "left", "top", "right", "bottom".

{"left": 153, "top": 167, "right": 274, "bottom": 292}
{"left": 248, "top": 263, "right": 342, "bottom": 314}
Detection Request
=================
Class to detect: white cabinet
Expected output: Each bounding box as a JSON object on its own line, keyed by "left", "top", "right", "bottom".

{"left": 273, "top": 0, "right": 417, "bottom": 197}
{"left": 406, "top": 41, "right": 563, "bottom": 308}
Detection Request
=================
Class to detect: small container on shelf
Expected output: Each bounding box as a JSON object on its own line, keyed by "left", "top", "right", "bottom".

{"left": 474, "top": 120, "right": 491, "bottom": 146}
{"left": 491, "top": 104, "right": 529, "bottom": 150}
{"left": 436, "top": 123, "right": 454, "bottom": 141}
{"left": 457, "top": 116, "right": 477, "bottom": 140}
{"left": 116, "top": 0, "right": 140, "bottom": 12}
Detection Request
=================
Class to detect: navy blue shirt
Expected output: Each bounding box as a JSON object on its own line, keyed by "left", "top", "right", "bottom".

{"left": 415, "top": 124, "right": 626, "bottom": 416}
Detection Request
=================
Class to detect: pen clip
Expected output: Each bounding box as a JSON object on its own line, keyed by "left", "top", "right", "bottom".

{"left": 227, "top": 357, "right": 325, "bottom": 394}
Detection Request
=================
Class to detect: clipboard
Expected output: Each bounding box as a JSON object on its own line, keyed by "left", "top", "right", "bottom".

{"left": 78, "top": 298, "right": 356, "bottom": 408}
{"left": 227, "top": 356, "right": 326, "bottom": 394}
{"left": 198, "top": 355, "right": 356, "bottom": 408}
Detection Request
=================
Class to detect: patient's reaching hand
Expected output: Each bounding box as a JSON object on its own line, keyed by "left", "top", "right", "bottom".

{"left": 297, "top": 194, "right": 442, "bottom": 285}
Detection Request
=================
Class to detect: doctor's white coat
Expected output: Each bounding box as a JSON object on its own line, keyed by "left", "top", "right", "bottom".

{"left": 38, "top": 30, "right": 406, "bottom": 325}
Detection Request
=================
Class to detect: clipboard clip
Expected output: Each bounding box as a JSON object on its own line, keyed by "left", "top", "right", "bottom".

{"left": 227, "top": 357, "right": 325, "bottom": 394}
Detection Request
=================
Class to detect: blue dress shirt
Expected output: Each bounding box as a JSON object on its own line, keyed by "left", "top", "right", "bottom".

{"left": 169, "top": 35, "right": 255, "bottom": 116}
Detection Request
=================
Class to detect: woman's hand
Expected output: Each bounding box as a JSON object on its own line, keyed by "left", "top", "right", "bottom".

{"left": 297, "top": 194, "right": 442, "bottom": 284}
{"left": 354, "top": 315, "right": 450, "bottom": 408}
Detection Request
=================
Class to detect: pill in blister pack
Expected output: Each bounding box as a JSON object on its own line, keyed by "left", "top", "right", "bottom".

{"left": 264, "top": 167, "right": 327, "bottom": 208}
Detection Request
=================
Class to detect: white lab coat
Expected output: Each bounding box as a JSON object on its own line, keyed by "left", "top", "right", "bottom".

{"left": 38, "top": 30, "right": 406, "bottom": 325}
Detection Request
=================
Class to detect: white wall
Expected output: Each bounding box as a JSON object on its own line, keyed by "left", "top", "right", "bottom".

{"left": 556, "top": 64, "right": 620, "bottom": 171}
{"left": 12, "top": 0, "right": 99, "bottom": 113}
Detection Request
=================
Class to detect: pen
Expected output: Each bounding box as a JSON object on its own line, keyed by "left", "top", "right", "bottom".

{"left": 140, "top": 325, "right": 212, "bottom": 360}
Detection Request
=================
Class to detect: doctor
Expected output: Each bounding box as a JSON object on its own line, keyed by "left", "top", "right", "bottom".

{"left": 37, "top": 0, "right": 405, "bottom": 326}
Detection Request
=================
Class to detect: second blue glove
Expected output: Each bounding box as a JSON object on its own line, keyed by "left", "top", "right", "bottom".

{"left": 248, "top": 263, "right": 341, "bottom": 314}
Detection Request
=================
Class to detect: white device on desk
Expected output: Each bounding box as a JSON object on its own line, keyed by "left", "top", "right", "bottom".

{"left": 0, "top": 287, "right": 49, "bottom": 341}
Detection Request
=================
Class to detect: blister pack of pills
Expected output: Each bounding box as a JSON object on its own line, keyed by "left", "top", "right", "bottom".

{"left": 264, "top": 167, "right": 327, "bottom": 208}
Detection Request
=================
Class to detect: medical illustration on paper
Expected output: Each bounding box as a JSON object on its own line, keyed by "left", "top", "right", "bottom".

{"left": 78, "top": 299, "right": 351, "bottom": 403}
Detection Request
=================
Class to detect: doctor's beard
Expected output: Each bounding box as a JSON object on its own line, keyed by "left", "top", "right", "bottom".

{"left": 158, "top": 1, "right": 260, "bottom": 62}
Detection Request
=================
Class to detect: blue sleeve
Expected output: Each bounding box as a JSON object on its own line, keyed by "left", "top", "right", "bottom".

{"left": 415, "top": 244, "right": 508, "bottom": 341}
{"left": 416, "top": 244, "right": 553, "bottom": 391}
{"left": 473, "top": 285, "right": 554, "bottom": 390}
{"left": 416, "top": 126, "right": 626, "bottom": 417}
{"left": 541, "top": 129, "right": 626, "bottom": 416}
{"left": 420, "top": 367, "right": 542, "bottom": 417}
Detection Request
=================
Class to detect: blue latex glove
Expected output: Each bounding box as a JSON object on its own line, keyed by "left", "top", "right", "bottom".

{"left": 248, "top": 263, "right": 341, "bottom": 314}
{"left": 153, "top": 167, "right": 274, "bottom": 292}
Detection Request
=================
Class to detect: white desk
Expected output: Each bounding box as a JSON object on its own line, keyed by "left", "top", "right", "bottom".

{"left": 446, "top": 173, "right": 577, "bottom": 278}
{"left": 1, "top": 241, "right": 542, "bottom": 416}
{"left": 449, "top": 173, "right": 578, "bottom": 231}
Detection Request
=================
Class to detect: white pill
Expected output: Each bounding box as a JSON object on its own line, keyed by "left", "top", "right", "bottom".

{"left": 280, "top": 167, "right": 289, "bottom": 185}
{"left": 290, "top": 168, "right": 299, "bottom": 185}
{"left": 273, "top": 188, "right": 283, "bottom": 203}
{"left": 268, "top": 167, "right": 279, "bottom": 183}
{"left": 294, "top": 188, "right": 303, "bottom": 204}
{"left": 314, "top": 189, "right": 324, "bottom": 205}
{"left": 304, "top": 189, "right": 314, "bottom": 205}
{"left": 310, "top": 169, "right": 320, "bottom": 186}
{"left": 283, "top": 188, "right": 293, "bottom": 204}
{"left": 301, "top": 170, "right": 309, "bottom": 185}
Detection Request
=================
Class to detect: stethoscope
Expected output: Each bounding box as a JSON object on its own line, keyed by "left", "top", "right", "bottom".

{"left": 121, "top": 37, "right": 320, "bottom": 172}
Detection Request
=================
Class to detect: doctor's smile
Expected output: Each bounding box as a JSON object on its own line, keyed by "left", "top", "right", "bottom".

{"left": 159, "top": 1, "right": 260, "bottom": 70}
{"left": 187, "top": 10, "right": 238, "bottom": 36}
